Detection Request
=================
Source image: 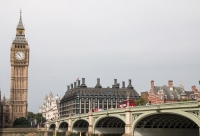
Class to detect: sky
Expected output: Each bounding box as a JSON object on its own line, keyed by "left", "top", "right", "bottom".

{"left": 0, "top": 0, "right": 200, "bottom": 113}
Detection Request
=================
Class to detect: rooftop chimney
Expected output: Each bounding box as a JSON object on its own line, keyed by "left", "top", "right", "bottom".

{"left": 192, "top": 85, "right": 198, "bottom": 93}
{"left": 122, "top": 81, "right": 125, "bottom": 88}
{"left": 80, "top": 78, "right": 87, "bottom": 88}
{"left": 114, "top": 79, "right": 117, "bottom": 85}
{"left": 168, "top": 80, "right": 173, "bottom": 90}
{"left": 127, "top": 79, "right": 133, "bottom": 89}
{"left": 95, "top": 78, "right": 102, "bottom": 88}
{"left": 67, "top": 85, "right": 70, "bottom": 91}
{"left": 74, "top": 82, "right": 76, "bottom": 88}
{"left": 77, "top": 80, "right": 80, "bottom": 88}
{"left": 71, "top": 84, "right": 73, "bottom": 89}
{"left": 151, "top": 80, "right": 154, "bottom": 89}
{"left": 112, "top": 79, "right": 119, "bottom": 88}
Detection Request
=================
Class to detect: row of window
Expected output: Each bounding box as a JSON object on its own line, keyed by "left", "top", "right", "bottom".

{"left": 15, "top": 45, "right": 25, "bottom": 48}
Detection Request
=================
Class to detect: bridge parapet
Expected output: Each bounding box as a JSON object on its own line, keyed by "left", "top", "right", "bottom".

{"left": 46, "top": 101, "right": 200, "bottom": 136}
{"left": 47, "top": 101, "right": 198, "bottom": 125}
{"left": 129, "top": 101, "right": 198, "bottom": 111}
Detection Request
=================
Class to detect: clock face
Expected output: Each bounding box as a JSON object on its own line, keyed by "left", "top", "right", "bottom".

{"left": 15, "top": 51, "right": 25, "bottom": 60}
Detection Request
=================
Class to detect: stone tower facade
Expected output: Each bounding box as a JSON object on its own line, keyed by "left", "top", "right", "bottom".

{"left": 9, "top": 11, "right": 29, "bottom": 123}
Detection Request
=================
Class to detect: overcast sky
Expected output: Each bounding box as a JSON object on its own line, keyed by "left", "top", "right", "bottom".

{"left": 0, "top": 0, "right": 200, "bottom": 113}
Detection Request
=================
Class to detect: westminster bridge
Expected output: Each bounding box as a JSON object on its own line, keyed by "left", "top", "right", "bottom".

{"left": 47, "top": 101, "right": 200, "bottom": 136}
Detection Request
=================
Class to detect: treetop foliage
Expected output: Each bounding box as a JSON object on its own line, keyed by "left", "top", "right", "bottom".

{"left": 13, "top": 117, "right": 30, "bottom": 126}
{"left": 28, "top": 111, "right": 45, "bottom": 122}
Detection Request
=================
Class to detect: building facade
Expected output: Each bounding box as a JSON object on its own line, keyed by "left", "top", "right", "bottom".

{"left": 0, "top": 92, "right": 10, "bottom": 128}
{"left": 60, "top": 78, "right": 140, "bottom": 117}
{"left": 0, "top": 11, "right": 29, "bottom": 127}
{"left": 39, "top": 92, "right": 60, "bottom": 121}
{"left": 148, "top": 80, "right": 200, "bottom": 104}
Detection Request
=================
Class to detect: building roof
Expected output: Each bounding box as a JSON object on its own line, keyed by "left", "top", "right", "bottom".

{"left": 153, "top": 85, "right": 185, "bottom": 99}
{"left": 61, "top": 87, "right": 139, "bottom": 102}
{"left": 61, "top": 78, "right": 139, "bottom": 102}
{"left": 12, "top": 11, "right": 28, "bottom": 44}
{"left": 17, "top": 10, "right": 24, "bottom": 30}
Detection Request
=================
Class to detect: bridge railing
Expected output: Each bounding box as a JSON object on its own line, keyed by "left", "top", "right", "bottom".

{"left": 47, "top": 101, "right": 198, "bottom": 124}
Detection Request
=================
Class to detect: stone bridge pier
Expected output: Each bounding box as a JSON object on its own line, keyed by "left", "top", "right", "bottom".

{"left": 47, "top": 101, "right": 200, "bottom": 136}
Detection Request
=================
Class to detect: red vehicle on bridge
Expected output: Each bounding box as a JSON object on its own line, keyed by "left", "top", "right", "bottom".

{"left": 117, "top": 98, "right": 135, "bottom": 108}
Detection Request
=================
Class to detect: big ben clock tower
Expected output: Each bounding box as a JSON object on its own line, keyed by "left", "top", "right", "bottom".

{"left": 10, "top": 11, "right": 29, "bottom": 123}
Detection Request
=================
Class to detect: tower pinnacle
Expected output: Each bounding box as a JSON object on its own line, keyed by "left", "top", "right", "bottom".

{"left": 17, "top": 9, "right": 24, "bottom": 30}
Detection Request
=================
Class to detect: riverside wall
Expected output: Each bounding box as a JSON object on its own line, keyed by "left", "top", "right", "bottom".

{"left": 0, "top": 128, "right": 49, "bottom": 136}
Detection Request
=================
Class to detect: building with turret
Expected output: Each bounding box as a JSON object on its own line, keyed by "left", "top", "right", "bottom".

{"left": 0, "top": 92, "right": 10, "bottom": 128}
{"left": 39, "top": 92, "right": 60, "bottom": 121}
{"left": 0, "top": 11, "right": 30, "bottom": 128}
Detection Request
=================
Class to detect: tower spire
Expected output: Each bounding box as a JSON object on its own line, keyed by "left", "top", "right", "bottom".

{"left": 20, "top": 8, "right": 22, "bottom": 19}
{"left": 17, "top": 9, "right": 24, "bottom": 30}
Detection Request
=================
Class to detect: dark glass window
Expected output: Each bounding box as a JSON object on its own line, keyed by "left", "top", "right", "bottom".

{"left": 5, "top": 116, "right": 8, "bottom": 122}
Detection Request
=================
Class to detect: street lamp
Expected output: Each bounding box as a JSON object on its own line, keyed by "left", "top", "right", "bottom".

{"left": 199, "top": 80, "right": 200, "bottom": 89}
{"left": 90, "top": 99, "right": 93, "bottom": 112}
{"left": 126, "top": 90, "right": 130, "bottom": 107}
{"left": 69, "top": 108, "right": 72, "bottom": 116}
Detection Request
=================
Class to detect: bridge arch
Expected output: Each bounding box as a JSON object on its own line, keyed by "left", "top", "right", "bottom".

{"left": 93, "top": 116, "right": 125, "bottom": 135}
{"left": 93, "top": 114, "right": 125, "bottom": 128}
{"left": 58, "top": 121, "right": 68, "bottom": 132}
{"left": 72, "top": 119, "right": 89, "bottom": 133}
{"left": 49, "top": 123, "right": 56, "bottom": 131}
{"left": 132, "top": 111, "right": 200, "bottom": 136}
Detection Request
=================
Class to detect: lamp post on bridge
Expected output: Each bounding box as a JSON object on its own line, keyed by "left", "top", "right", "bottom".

{"left": 198, "top": 80, "right": 200, "bottom": 97}
{"left": 69, "top": 107, "right": 72, "bottom": 116}
{"left": 126, "top": 90, "right": 130, "bottom": 107}
{"left": 90, "top": 98, "right": 93, "bottom": 112}
{"left": 198, "top": 80, "right": 200, "bottom": 107}
{"left": 198, "top": 80, "right": 200, "bottom": 98}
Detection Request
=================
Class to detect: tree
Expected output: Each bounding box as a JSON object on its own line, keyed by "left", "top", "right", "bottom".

{"left": 28, "top": 112, "right": 45, "bottom": 122}
{"left": 134, "top": 98, "right": 145, "bottom": 106}
{"left": 13, "top": 117, "right": 30, "bottom": 126}
{"left": 28, "top": 112, "right": 35, "bottom": 119}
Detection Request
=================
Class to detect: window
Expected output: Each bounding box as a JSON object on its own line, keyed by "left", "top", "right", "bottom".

{"left": 6, "top": 106, "right": 9, "bottom": 112}
{"left": 171, "top": 95, "right": 174, "bottom": 100}
{"left": 5, "top": 116, "right": 8, "bottom": 122}
{"left": 106, "top": 91, "right": 112, "bottom": 95}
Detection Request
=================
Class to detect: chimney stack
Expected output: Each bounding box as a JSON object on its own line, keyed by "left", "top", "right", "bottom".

{"left": 192, "top": 85, "right": 198, "bottom": 93}
{"left": 95, "top": 78, "right": 102, "bottom": 88}
{"left": 118, "top": 83, "right": 120, "bottom": 88}
{"left": 71, "top": 84, "right": 73, "bottom": 89}
{"left": 114, "top": 79, "right": 117, "bottom": 85}
{"left": 67, "top": 85, "right": 70, "bottom": 91}
{"left": 127, "top": 79, "right": 133, "bottom": 89}
{"left": 112, "top": 79, "right": 119, "bottom": 88}
{"left": 151, "top": 80, "right": 154, "bottom": 89}
{"left": 122, "top": 81, "right": 125, "bottom": 88}
{"left": 77, "top": 80, "right": 80, "bottom": 87}
{"left": 168, "top": 80, "right": 173, "bottom": 90}
{"left": 80, "top": 78, "right": 87, "bottom": 88}
{"left": 74, "top": 82, "right": 76, "bottom": 88}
